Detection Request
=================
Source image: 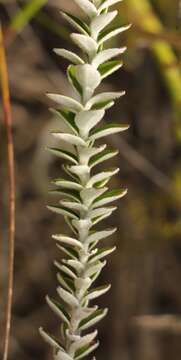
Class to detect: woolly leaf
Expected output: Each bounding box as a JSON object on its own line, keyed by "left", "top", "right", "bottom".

{"left": 86, "top": 284, "right": 111, "bottom": 301}
{"left": 54, "top": 349, "right": 73, "bottom": 360}
{"left": 98, "top": 24, "right": 131, "bottom": 45}
{"left": 50, "top": 109, "right": 79, "bottom": 135}
{"left": 39, "top": 328, "right": 63, "bottom": 350}
{"left": 89, "top": 148, "right": 118, "bottom": 168}
{"left": 52, "top": 131, "right": 87, "bottom": 147}
{"left": 52, "top": 234, "right": 83, "bottom": 249}
{"left": 75, "top": 110, "right": 105, "bottom": 139}
{"left": 53, "top": 178, "right": 82, "bottom": 191}
{"left": 46, "top": 296, "right": 71, "bottom": 325}
{"left": 90, "top": 123, "right": 129, "bottom": 141}
{"left": 47, "top": 147, "right": 78, "bottom": 164}
{"left": 48, "top": 205, "right": 79, "bottom": 219}
{"left": 98, "top": 0, "right": 123, "bottom": 12}
{"left": 73, "top": 0, "right": 98, "bottom": 18}
{"left": 55, "top": 261, "right": 77, "bottom": 279}
{"left": 87, "top": 168, "right": 119, "bottom": 187}
{"left": 57, "top": 271, "right": 76, "bottom": 292}
{"left": 91, "top": 11, "right": 118, "bottom": 40}
{"left": 87, "top": 227, "right": 117, "bottom": 246}
{"left": 89, "top": 206, "right": 117, "bottom": 220}
{"left": 92, "top": 47, "right": 126, "bottom": 68}
{"left": 92, "top": 207, "right": 117, "bottom": 225}
{"left": 47, "top": 93, "right": 83, "bottom": 113}
{"left": 75, "top": 64, "right": 101, "bottom": 103}
{"left": 69, "top": 330, "right": 97, "bottom": 357}
{"left": 99, "top": 60, "right": 123, "bottom": 79}
{"left": 93, "top": 188, "right": 127, "bottom": 207}
{"left": 85, "top": 260, "right": 106, "bottom": 278}
{"left": 56, "top": 244, "right": 79, "bottom": 260}
{"left": 50, "top": 188, "right": 81, "bottom": 202}
{"left": 57, "top": 287, "right": 79, "bottom": 307}
{"left": 67, "top": 65, "right": 83, "bottom": 96}
{"left": 71, "top": 34, "right": 98, "bottom": 60}
{"left": 78, "top": 308, "right": 108, "bottom": 330}
{"left": 75, "top": 341, "right": 99, "bottom": 360}
{"left": 89, "top": 246, "right": 116, "bottom": 264}
{"left": 62, "top": 11, "right": 90, "bottom": 35}
{"left": 86, "top": 91, "right": 125, "bottom": 110}
{"left": 54, "top": 48, "right": 84, "bottom": 64}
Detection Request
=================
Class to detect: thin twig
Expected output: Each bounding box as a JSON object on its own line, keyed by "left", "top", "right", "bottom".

{"left": 0, "top": 23, "right": 15, "bottom": 360}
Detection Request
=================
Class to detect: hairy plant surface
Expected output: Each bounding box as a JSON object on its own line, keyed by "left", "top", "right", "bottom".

{"left": 40, "top": 1, "right": 130, "bottom": 359}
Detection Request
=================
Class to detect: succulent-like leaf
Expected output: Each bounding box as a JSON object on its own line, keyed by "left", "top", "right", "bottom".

{"left": 90, "top": 123, "right": 129, "bottom": 140}
{"left": 89, "top": 148, "right": 118, "bottom": 168}
{"left": 50, "top": 109, "right": 79, "bottom": 135}
{"left": 62, "top": 11, "right": 90, "bottom": 35}
{"left": 54, "top": 48, "right": 84, "bottom": 64}
{"left": 47, "top": 93, "right": 83, "bottom": 113}
{"left": 90, "top": 11, "right": 118, "bottom": 40}
{"left": 71, "top": 34, "right": 98, "bottom": 60}
{"left": 92, "top": 47, "right": 126, "bottom": 68}
{"left": 98, "top": 24, "right": 131, "bottom": 45}
{"left": 73, "top": 0, "right": 98, "bottom": 18}
{"left": 78, "top": 308, "right": 108, "bottom": 330}
{"left": 46, "top": 296, "right": 71, "bottom": 325}
{"left": 42, "top": 1, "right": 129, "bottom": 358}
{"left": 85, "top": 91, "right": 125, "bottom": 110}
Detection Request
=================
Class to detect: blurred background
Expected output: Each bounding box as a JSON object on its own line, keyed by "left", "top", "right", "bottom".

{"left": 0, "top": 0, "right": 181, "bottom": 359}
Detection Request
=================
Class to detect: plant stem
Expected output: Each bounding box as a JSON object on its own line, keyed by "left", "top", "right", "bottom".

{"left": 0, "top": 23, "right": 15, "bottom": 360}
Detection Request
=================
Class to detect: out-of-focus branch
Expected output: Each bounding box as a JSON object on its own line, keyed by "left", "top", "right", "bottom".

{"left": 121, "top": 0, "right": 181, "bottom": 140}
{"left": 0, "top": 23, "right": 15, "bottom": 360}
{"left": 4, "top": 0, "right": 48, "bottom": 44}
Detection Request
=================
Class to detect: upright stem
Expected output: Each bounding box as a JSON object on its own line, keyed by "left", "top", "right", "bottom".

{"left": 0, "top": 24, "right": 15, "bottom": 360}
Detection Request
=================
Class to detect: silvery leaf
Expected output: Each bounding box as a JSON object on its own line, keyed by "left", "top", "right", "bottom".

{"left": 47, "top": 93, "right": 83, "bottom": 113}
{"left": 80, "top": 187, "right": 107, "bottom": 207}
{"left": 46, "top": 296, "right": 70, "bottom": 325}
{"left": 71, "top": 33, "right": 98, "bottom": 60}
{"left": 89, "top": 123, "right": 129, "bottom": 141}
{"left": 86, "top": 284, "right": 111, "bottom": 301}
{"left": 47, "top": 205, "right": 79, "bottom": 219}
{"left": 99, "top": 60, "right": 123, "bottom": 79}
{"left": 78, "top": 308, "right": 108, "bottom": 330}
{"left": 75, "top": 110, "right": 105, "bottom": 139}
{"left": 92, "top": 47, "right": 126, "bottom": 68}
{"left": 88, "top": 246, "right": 116, "bottom": 264}
{"left": 50, "top": 108, "right": 79, "bottom": 135}
{"left": 75, "top": 64, "right": 101, "bottom": 103}
{"left": 73, "top": 0, "right": 98, "bottom": 18}
{"left": 54, "top": 48, "right": 84, "bottom": 64}
{"left": 86, "top": 227, "right": 117, "bottom": 246}
{"left": 47, "top": 147, "right": 78, "bottom": 164}
{"left": 57, "top": 287, "right": 79, "bottom": 307}
{"left": 53, "top": 179, "right": 82, "bottom": 191}
{"left": 89, "top": 148, "right": 118, "bottom": 168}
{"left": 85, "top": 91, "right": 125, "bottom": 110}
{"left": 69, "top": 330, "right": 98, "bottom": 356}
{"left": 52, "top": 234, "right": 83, "bottom": 249}
{"left": 75, "top": 341, "right": 99, "bottom": 360}
{"left": 55, "top": 349, "right": 73, "bottom": 360}
{"left": 52, "top": 132, "right": 87, "bottom": 147}
{"left": 91, "top": 11, "right": 118, "bottom": 40}
{"left": 62, "top": 11, "right": 90, "bottom": 35}
{"left": 93, "top": 188, "right": 128, "bottom": 207}
{"left": 54, "top": 261, "right": 77, "bottom": 279}
{"left": 98, "top": 24, "right": 131, "bottom": 45}
{"left": 39, "top": 328, "right": 63, "bottom": 349}
{"left": 98, "top": 0, "right": 123, "bottom": 13}
{"left": 87, "top": 168, "right": 119, "bottom": 187}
